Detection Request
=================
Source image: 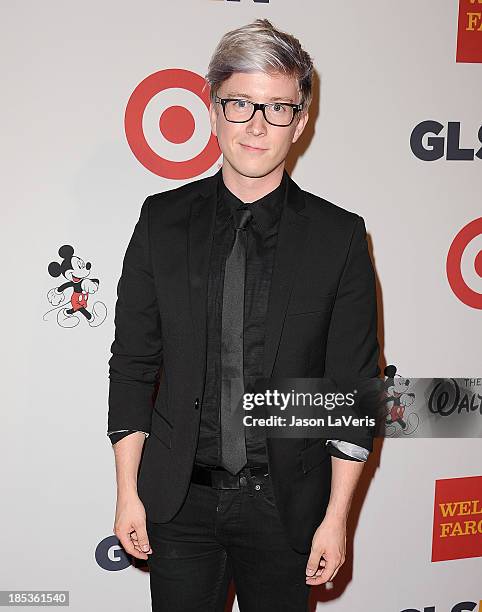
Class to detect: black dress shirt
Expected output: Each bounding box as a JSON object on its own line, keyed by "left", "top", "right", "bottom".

{"left": 195, "top": 168, "right": 285, "bottom": 466}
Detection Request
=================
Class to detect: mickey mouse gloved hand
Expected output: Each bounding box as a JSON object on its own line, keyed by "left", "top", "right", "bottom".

{"left": 47, "top": 287, "right": 65, "bottom": 306}
{"left": 81, "top": 278, "right": 99, "bottom": 294}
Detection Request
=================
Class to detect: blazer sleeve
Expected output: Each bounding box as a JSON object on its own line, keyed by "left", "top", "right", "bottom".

{"left": 107, "top": 196, "right": 163, "bottom": 434}
{"left": 324, "top": 214, "right": 380, "bottom": 453}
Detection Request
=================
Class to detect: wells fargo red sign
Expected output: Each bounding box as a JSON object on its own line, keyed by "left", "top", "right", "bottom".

{"left": 457, "top": 0, "right": 482, "bottom": 62}
{"left": 432, "top": 475, "right": 482, "bottom": 561}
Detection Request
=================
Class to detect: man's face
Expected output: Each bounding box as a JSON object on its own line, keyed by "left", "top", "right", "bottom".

{"left": 209, "top": 71, "right": 309, "bottom": 179}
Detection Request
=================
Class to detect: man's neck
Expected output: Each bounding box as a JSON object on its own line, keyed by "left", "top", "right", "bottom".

{"left": 221, "top": 162, "right": 285, "bottom": 204}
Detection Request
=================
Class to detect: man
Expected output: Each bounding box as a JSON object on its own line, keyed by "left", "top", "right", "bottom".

{"left": 107, "top": 18, "right": 380, "bottom": 612}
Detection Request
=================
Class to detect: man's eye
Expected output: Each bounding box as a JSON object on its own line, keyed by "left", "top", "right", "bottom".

{"left": 272, "top": 103, "right": 287, "bottom": 113}
{"left": 235, "top": 100, "right": 248, "bottom": 108}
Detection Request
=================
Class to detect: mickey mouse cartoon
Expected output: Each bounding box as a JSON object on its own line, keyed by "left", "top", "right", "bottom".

{"left": 382, "top": 365, "right": 419, "bottom": 436}
{"left": 46, "top": 245, "right": 107, "bottom": 328}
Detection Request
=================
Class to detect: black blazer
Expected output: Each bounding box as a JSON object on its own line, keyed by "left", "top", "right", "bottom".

{"left": 108, "top": 168, "right": 380, "bottom": 554}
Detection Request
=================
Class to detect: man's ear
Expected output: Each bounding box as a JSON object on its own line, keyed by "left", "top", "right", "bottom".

{"left": 292, "top": 111, "right": 309, "bottom": 144}
{"left": 209, "top": 102, "right": 218, "bottom": 137}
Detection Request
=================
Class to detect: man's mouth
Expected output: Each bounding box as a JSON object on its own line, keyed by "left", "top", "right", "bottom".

{"left": 240, "top": 144, "right": 267, "bottom": 152}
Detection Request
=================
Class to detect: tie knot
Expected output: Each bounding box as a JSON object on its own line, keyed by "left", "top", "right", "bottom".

{"left": 232, "top": 207, "right": 253, "bottom": 230}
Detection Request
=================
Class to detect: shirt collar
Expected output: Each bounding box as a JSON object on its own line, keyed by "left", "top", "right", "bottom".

{"left": 217, "top": 169, "right": 288, "bottom": 234}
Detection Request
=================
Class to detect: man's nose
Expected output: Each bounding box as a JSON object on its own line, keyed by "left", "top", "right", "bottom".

{"left": 246, "top": 107, "right": 267, "bottom": 133}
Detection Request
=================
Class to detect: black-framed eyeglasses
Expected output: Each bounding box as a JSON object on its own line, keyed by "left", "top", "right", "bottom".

{"left": 214, "top": 95, "right": 303, "bottom": 127}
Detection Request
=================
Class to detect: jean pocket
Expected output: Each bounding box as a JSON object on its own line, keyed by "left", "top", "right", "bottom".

{"left": 255, "top": 477, "right": 277, "bottom": 509}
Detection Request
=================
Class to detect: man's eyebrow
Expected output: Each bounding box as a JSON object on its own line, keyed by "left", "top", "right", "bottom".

{"left": 224, "top": 92, "right": 295, "bottom": 103}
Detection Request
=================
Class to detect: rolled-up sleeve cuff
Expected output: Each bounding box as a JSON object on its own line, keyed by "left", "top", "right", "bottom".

{"left": 325, "top": 439, "right": 369, "bottom": 462}
{"left": 107, "top": 430, "right": 150, "bottom": 445}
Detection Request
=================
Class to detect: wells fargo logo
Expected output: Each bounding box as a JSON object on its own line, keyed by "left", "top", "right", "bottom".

{"left": 432, "top": 475, "right": 482, "bottom": 561}
{"left": 457, "top": 0, "right": 482, "bottom": 62}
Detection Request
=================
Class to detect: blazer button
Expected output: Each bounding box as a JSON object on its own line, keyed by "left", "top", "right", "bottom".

{"left": 194, "top": 397, "right": 199, "bottom": 410}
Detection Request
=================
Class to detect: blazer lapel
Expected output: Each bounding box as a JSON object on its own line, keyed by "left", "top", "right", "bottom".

{"left": 262, "top": 173, "right": 310, "bottom": 378}
{"left": 187, "top": 170, "right": 220, "bottom": 390}
{"left": 187, "top": 168, "right": 311, "bottom": 388}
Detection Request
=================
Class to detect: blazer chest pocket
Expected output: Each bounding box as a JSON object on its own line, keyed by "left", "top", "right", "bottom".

{"left": 300, "top": 441, "right": 330, "bottom": 474}
{"left": 151, "top": 409, "right": 173, "bottom": 449}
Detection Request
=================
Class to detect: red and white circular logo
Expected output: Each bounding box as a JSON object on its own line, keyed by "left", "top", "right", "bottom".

{"left": 446, "top": 217, "right": 482, "bottom": 309}
{"left": 125, "top": 69, "right": 221, "bottom": 179}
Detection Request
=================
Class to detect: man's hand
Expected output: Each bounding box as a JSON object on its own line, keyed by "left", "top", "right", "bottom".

{"left": 114, "top": 491, "right": 153, "bottom": 561}
{"left": 305, "top": 516, "right": 346, "bottom": 585}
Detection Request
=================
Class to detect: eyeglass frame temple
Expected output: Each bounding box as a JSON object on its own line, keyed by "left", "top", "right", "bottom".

{"left": 213, "top": 95, "right": 303, "bottom": 126}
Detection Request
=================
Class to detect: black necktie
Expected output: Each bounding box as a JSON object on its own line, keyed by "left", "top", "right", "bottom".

{"left": 220, "top": 206, "right": 253, "bottom": 474}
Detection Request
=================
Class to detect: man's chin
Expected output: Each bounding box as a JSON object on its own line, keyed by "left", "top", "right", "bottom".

{"left": 226, "top": 160, "right": 281, "bottom": 180}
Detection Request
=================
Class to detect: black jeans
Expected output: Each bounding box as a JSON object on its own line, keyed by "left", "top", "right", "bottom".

{"left": 146, "top": 469, "right": 311, "bottom": 611}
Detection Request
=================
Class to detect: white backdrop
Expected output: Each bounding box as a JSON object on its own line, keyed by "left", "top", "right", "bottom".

{"left": 1, "top": 1, "right": 481, "bottom": 611}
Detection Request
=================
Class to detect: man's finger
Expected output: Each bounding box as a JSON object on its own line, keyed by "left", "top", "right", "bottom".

{"left": 313, "top": 559, "right": 326, "bottom": 576}
{"left": 305, "top": 550, "right": 323, "bottom": 577}
{"left": 128, "top": 529, "right": 152, "bottom": 554}
{"left": 117, "top": 532, "right": 149, "bottom": 560}
{"left": 134, "top": 524, "right": 152, "bottom": 553}
{"left": 331, "top": 563, "right": 343, "bottom": 580}
{"left": 317, "top": 556, "right": 339, "bottom": 583}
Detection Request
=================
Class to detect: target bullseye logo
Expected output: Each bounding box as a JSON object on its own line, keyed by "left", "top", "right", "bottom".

{"left": 446, "top": 218, "right": 482, "bottom": 309}
{"left": 125, "top": 69, "right": 221, "bottom": 179}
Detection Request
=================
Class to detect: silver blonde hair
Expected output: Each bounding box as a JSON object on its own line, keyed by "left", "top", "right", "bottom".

{"left": 205, "top": 18, "right": 314, "bottom": 113}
